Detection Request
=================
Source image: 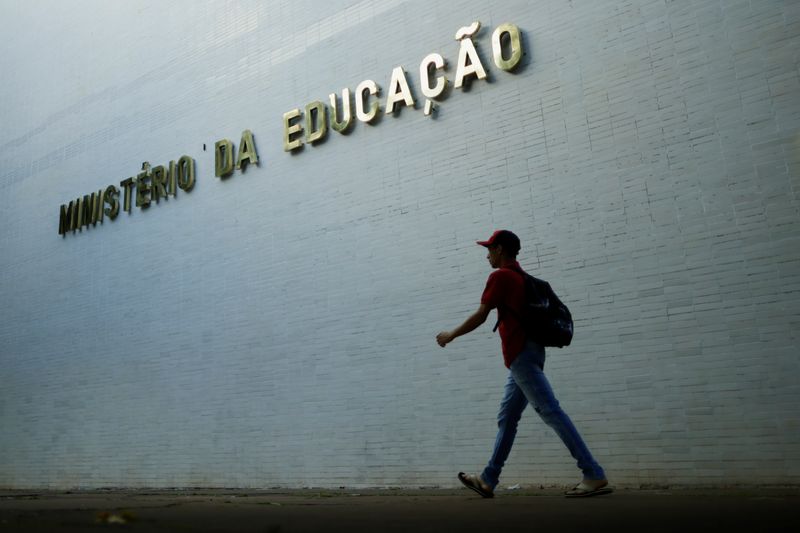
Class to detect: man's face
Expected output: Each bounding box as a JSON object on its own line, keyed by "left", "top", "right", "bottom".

{"left": 487, "top": 244, "right": 502, "bottom": 268}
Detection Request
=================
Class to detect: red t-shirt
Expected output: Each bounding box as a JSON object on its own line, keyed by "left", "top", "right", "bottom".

{"left": 480, "top": 262, "right": 528, "bottom": 368}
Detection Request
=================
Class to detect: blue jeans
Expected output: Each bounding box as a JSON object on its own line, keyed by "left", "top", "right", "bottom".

{"left": 481, "top": 340, "right": 606, "bottom": 489}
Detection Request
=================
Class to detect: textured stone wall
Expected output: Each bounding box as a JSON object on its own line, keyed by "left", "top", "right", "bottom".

{"left": 1, "top": 0, "right": 798, "bottom": 488}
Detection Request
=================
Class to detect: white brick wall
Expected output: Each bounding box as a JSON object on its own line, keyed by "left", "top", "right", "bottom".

{"left": 1, "top": 0, "right": 798, "bottom": 489}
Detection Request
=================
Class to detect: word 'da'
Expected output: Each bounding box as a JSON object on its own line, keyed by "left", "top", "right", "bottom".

{"left": 214, "top": 130, "right": 259, "bottom": 178}
{"left": 283, "top": 22, "right": 523, "bottom": 152}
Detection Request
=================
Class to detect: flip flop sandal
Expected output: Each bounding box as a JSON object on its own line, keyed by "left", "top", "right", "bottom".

{"left": 458, "top": 472, "right": 494, "bottom": 498}
{"left": 564, "top": 482, "right": 613, "bottom": 498}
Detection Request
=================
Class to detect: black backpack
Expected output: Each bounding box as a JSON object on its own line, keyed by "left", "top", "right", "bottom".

{"left": 493, "top": 269, "right": 574, "bottom": 348}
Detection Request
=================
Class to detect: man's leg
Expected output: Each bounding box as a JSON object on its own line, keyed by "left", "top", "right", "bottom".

{"left": 480, "top": 373, "right": 528, "bottom": 490}
{"left": 510, "top": 349, "right": 606, "bottom": 481}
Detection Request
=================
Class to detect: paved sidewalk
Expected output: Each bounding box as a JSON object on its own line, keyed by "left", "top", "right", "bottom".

{"left": 1, "top": 487, "right": 798, "bottom": 532}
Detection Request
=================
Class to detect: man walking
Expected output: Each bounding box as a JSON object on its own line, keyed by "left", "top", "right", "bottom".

{"left": 436, "top": 230, "right": 610, "bottom": 498}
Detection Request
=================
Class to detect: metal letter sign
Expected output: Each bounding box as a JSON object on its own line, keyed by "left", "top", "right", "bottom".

{"left": 60, "top": 22, "right": 525, "bottom": 236}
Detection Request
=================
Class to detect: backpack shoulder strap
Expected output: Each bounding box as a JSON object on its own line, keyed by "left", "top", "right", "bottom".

{"left": 492, "top": 266, "right": 530, "bottom": 332}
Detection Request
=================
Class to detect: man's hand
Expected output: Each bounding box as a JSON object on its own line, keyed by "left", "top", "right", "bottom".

{"left": 436, "top": 305, "right": 491, "bottom": 348}
{"left": 436, "top": 331, "right": 454, "bottom": 347}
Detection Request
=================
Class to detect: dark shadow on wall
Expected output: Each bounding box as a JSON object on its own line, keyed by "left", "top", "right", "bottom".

{"left": 514, "top": 29, "right": 533, "bottom": 73}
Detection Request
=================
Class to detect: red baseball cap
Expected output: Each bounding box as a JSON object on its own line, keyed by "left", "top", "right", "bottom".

{"left": 477, "top": 230, "right": 520, "bottom": 252}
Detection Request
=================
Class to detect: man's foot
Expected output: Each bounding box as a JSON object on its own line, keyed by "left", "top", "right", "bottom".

{"left": 458, "top": 472, "right": 494, "bottom": 498}
{"left": 564, "top": 478, "right": 613, "bottom": 498}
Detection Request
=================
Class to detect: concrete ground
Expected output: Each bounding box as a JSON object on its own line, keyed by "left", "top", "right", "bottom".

{"left": 1, "top": 487, "right": 798, "bottom": 532}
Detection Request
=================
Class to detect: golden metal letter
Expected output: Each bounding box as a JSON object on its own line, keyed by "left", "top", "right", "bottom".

{"left": 70, "top": 198, "right": 79, "bottom": 233}
{"left": 283, "top": 109, "right": 303, "bottom": 151}
{"left": 385, "top": 67, "right": 415, "bottom": 114}
{"left": 120, "top": 178, "right": 134, "bottom": 213}
{"left": 492, "top": 23, "right": 522, "bottom": 71}
{"left": 168, "top": 161, "right": 177, "bottom": 196}
{"left": 305, "top": 102, "right": 328, "bottom": 144}
{"left": 215, "top": 139, "right": 234, "bottom": 177}
{"left": 177, "top": 156, "right": 195, "bottom": 192}
{"left": 329, "top": 88, "right": 353, "bottom": 133}
{"left": 58, "top": 201, "right": 74, "bottom": 235}
{"left": 151, "top": 165, "right": 168, "bottom": 202}
{"left": 83, "top": 194, "right": 95, "bottom": 226}
{"left": 454, "top": 37, "right": 487, "bottom": 89}
{"left": 76, "top": 196, "right": 85, "bottom": 231}
{"left": 455, "top": 21, "right": 481, "bottom": 41}
{"left": 236, "top": 130, "right": 259, "bottom": 170}
{"left": 104, "top": 185, "right": 119, "bottom": 220}
{"left": 420, "top": 53, "right": 447, "bottom": 99}
{"left": 93, "top": 190, "right": 103, "bottom": 225}
{"left": 355, "top": 80, "right": 380, "bottom": 123}
{"left": 136, "top": 163, "right": 152, "bottom": 209}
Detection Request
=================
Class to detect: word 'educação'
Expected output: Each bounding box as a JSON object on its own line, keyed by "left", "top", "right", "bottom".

{"left": 282, "top": 22, "right": 523, "bottom": 152}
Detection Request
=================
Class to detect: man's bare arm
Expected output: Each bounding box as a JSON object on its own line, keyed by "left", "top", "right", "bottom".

{"left": 436, "top": 304, "right": 492, "bottom": 347}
